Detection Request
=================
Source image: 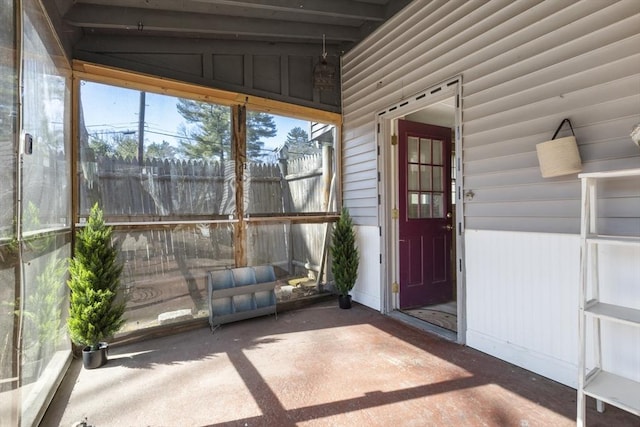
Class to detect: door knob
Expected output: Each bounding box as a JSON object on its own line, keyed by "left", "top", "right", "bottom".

{"left": 445, "top": 224, "right": 453, "bottom": 231}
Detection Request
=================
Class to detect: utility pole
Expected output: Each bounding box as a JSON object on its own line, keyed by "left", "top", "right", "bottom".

{"left": 138, "top": 91, "right": 145, "bottom": 165}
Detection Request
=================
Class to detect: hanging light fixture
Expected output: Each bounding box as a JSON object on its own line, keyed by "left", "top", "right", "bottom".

{"left": 313, "top": 34, "right": 336, "bottom": 91}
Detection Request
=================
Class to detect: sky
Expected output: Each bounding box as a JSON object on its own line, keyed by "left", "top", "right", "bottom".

{"left": 80, "top": 81, "right": 309, "bottom": 153}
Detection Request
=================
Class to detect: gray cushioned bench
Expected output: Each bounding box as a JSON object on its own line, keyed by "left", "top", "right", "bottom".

{"left": 206, "top": 265, "right": 277, "bottom": 331}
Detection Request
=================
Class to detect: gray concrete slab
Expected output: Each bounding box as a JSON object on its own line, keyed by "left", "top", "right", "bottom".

{"left": 41, "top": 300, "right": 639, "bottom": 426}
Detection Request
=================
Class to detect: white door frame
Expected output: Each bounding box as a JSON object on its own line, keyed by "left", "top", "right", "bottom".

{"left": 376, "top": 76, "right": 466, "bottom": 344}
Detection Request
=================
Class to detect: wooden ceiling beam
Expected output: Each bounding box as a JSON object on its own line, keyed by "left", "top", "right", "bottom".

{"left": 75, "top": 0, "right": 386, "bottom": 22}
{"left": 65, "top": 4, "right": 362, "bottom": 41}
{"left": 74, "top": 35, "right": 337, "bottom": 56}
{"left": 72, "top": 60, "right": 342, "bottom": 125}
{"left": 188, "top": 0, "right": 386, "bottom": 21}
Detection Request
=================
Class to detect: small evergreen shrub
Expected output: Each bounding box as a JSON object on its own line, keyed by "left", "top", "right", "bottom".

{"left": 67, "top": 204, "right": 125, "bottom": 350}
{"left": 330, "top": 207, "right": 359, "bottom": 296}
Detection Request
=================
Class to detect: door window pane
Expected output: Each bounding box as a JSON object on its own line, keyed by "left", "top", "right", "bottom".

{"left": 433, "top": 166, "right": 443, "bottom": 191}
{"left": 419, "top": 138, "right": 431, "bottom": 163}
{"left": 407, "top": 136, "right": 419, "bottom": 163}
{"left": 433, "top": 193, "right": 444, "bottom": 218}
{"left": 420, "top": 193, "right": 431, "bottom": 218}
{"left": 408, "top": 164, "right": 419, "bottom": 191}
{"left": 408, "top": 192, "right": 419, "bottom": 218}
{"left": 433, "top": 139, "right": 443, "bottom": 165}
{"left": 404, "top": 130, "right": 449, "bottom": 222}
{"left": 420, "top": 165, "right": 432, "bottom": 191}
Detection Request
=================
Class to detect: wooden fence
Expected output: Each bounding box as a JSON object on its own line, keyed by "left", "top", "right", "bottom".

{"left": 79, "top": 152, "right": 333, "bottom": 281}
{"left": 80, "top": 152, "right": 330, "bottom": 217}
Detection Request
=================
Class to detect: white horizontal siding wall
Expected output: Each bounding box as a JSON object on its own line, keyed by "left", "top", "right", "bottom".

{"left": 341, "top": 0, "right": 640, "bottom": 385}
{"left": 342, "top": 0, "right": 640, "bottom": 230}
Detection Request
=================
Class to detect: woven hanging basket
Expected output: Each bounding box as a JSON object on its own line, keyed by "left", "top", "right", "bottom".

{"left": 536, "top": 119, "right": 582, "bottom": 178}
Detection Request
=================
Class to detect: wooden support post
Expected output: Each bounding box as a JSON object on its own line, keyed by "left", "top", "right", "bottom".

{"left": 233, "top": 104, "right": 247, "bottom": 267}
{"left": 322, "top": 142, "right": 333, "bottom": 211}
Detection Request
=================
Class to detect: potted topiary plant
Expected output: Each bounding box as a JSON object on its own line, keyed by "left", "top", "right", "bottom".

{"left": 67, "top": 203, "right": 125, "bottom": 369}
{"left": 330, "top": 207, "right": 359, "bottom": 309}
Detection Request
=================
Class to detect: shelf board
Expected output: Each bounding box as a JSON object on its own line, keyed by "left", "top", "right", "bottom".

{"left": 583, "top": 371, "right": 640, "bottom": 416}
{"left": 584, "top": 302, "right": 640, "bottom": 326}
{"left": 585, "top": 235, "right": 640, "bottom": 246}
{"left": 579, "top": 168, "right": 640, "bottom": 179}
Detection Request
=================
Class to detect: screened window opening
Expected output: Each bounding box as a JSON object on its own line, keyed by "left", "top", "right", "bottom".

{"left": 77, "top": 78, "right": 339, "bottom": 333}
{"left": 78, "top": 82, "right": 234, "bottom": 219}
{"left": 245, "top": 112, "right": 335, "bottom": 216}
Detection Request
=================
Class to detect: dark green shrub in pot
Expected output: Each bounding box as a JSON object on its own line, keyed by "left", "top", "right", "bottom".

{"left": 67, "top": 203, "right": 125, "bottom": 368}
{"left": 330, "top": 207, "right": 359, "bottom": 309}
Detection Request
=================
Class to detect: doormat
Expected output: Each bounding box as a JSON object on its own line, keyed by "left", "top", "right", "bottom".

{"left": 403, "top": 308, "right": 457, "bottom": 332}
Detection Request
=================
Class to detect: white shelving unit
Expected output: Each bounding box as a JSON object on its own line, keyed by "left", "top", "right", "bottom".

{"left": 577, "top": 168, "right": 640, "bottom": 426}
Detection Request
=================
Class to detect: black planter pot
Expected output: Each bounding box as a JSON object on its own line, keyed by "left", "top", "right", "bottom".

{"left": 82, "top": 342, "right": 109, "bottom": 369}
{"left": 338, "top": 294, "right": 352, "bottom": 309}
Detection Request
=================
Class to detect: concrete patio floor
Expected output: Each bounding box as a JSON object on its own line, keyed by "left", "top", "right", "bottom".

{"left": 41, "top": 300, "right": 639, "bottom": 427}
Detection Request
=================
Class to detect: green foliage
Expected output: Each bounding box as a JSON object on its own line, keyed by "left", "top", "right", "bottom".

{"left": 88, "top": 136, "right": 114, "bottom": 157}
{"left": 330, "top": 207, "right": 359, "bottom": 296}
{"left": 246, "top": 110, "right": 277, "bottom": 159}
{"left": 176, "top": 99, "right": 276, "bottom": 161}
{"left": 23, "top": 202, "right": 54, "bottom": 252}
{"left": 5, "top": 255, "right": 67, "bottom": 368}
{"left": 26, "top": 256, "right": 67, "bottom": 348}
{"left": 146, "top": 141, "right": 177, "bottom": 159}
{"left": 89, "top": 134, "right": 177, "bottom": 161}
{"left": 67, "top": 203, "right": 125, "bottom": 349}
{"left": 89, "top": 132, "right": 138, "bottom": 159}
{"left": 176, "top": 100, "right": 231, "bottom": 160}
{"left": 113, "top": 137, "right": 139, "bottom": 159}
{"left": 284, "top": 126, "right": 317, "bottom": 158}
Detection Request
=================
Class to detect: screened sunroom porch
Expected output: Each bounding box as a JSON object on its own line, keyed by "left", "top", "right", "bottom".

{"left": 1, "top": 56, "right": 341, "bottom": 426}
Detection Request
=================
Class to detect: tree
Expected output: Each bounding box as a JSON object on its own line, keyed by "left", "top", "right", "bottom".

{"left": 113, "top": 135, "right": 139, "bottom": 159}
{"left": 88, "top": 131, "right": 138, "bottom": 159}
{"left": 176, "top": 100, "right": 230, "bottom": 161}
{"left": 176, "top": 99, "right": 276, "bottom": 161}
{"left": 146, "top": 141, "right": 177, "bottom": 159}
{"left": 246, "top": 111, "right": 277, "bottom": 160}
{"left": 88, "top": 136, "right": 114, "bottom": 157}
{"left": 284, "top": 126, "right": 317, "bottom": 158}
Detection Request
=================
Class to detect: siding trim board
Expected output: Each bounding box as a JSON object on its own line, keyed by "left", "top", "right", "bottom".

{"left": 341, "top": 0, "right": 640, "bottom": 388}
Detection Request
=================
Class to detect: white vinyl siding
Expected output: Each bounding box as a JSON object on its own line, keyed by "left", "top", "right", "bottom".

{"left": 341, "top": 0, "right": 640, "bottom": 230}
{"left": 341, "top": 0, "right": 640, "bottom": 388}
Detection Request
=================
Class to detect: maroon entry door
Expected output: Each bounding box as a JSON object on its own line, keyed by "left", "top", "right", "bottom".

{"left": 398, "top": 120, "right": 453, "bottom": 309}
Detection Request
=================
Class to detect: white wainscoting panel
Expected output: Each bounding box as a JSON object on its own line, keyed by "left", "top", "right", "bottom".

{"left": 351, "top": 225, "right": 382, "bottom": 310}
{"left": 465, "top": 229, "right": 640, "bottom": 388}
{"left": 465, "top": 229, "right": 580, "bottom": 387}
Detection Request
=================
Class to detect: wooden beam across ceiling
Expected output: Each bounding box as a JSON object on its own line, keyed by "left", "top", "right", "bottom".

{"left": 65, "top": 4, "right": 363, "bottom": 42}
{"left": 75, "top": 0, "right": 387, "bottom": 22}
{"left": 184, "top": 0, "right": 385, "bottom": 21}
{"left": 72, "top": 60, "right": 343, "bottom": 125}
